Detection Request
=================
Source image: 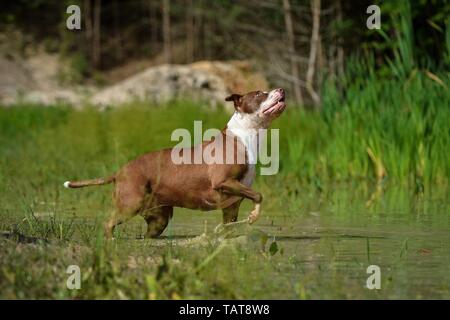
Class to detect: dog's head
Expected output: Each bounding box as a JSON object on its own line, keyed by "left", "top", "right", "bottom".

{"left": 225, "top": 88, "right": 286, "bottom": 128}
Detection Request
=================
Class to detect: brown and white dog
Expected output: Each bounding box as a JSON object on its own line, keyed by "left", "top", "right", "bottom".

{"left": 64, "top": 88, "right": 286, "bottom": 238}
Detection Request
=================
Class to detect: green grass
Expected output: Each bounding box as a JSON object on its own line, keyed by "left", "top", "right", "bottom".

{"left": 308, "top": 66, "right": 450, "bottom": 187}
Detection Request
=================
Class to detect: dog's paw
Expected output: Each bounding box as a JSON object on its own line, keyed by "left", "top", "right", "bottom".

{"left": 247, "top": 204, "right": 261, "bottom": 224}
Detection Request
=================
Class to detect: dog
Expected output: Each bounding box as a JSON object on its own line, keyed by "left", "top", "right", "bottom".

{"left": 64, "top": 88, "right": 286, "bottom": 238}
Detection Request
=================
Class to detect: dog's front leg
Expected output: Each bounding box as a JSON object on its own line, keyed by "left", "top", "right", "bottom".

{"left": 221, "top": 199, "right": 243, "bottom": 224}
{"left": 215, "top": 179, "right": 263, "bottom": 224}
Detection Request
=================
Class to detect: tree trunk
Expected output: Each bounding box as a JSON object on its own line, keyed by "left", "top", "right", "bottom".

{"left": 328, "top": 2, "right": 337, "bottom": 77}
{"left": 162, "top": 0, "right": 171, "bottom": 64}
{"left": 113, "top": 0, "right": 123, "bottom": 62}
{"left": 205, "top": 14, "right": 213, "bottom": 60}
{"left": 336, "top": 0, "right": 344, "bottom": 77}
{"left": 282, "top": 0, "right": 304, "bottom": 106}
{"left": 84, "top": 0, "right": 93, "bottom": 68}
{"left": 317, "top": 33, "right": 324, "bottom": 92}
{"left": 306, "top": 0, "right": 321, "bottom": 108}
{"left": 186, "top": 0, "right": 195, "bottom": 63}
{"left": 92, "top": 0, "right": 101, "bottom": 68}
{"left": 148, "top": 0, "right": 158, "bottom": 46}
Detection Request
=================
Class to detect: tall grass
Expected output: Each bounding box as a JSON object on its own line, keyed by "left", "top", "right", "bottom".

{"left": 281, "top": 65, "right": 449, "bottom": 187}
{"left": 279, "top": 1, "right": 449, "bottom": 188}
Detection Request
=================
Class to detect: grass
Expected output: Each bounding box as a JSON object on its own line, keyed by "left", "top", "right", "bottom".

{"left": 315, "top": 65, "right": 450, "bottom": 187}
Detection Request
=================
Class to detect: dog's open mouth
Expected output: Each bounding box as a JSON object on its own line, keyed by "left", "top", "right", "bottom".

{"left": 263, "top": 94, "right": 286, "bottom": 115}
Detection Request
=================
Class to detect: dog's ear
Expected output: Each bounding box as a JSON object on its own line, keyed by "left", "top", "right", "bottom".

{"left": 225, "top": 93, "right": 243, "bottom": 111}
{"left": 225, "top": 93, "right": 242, "bottom": 102}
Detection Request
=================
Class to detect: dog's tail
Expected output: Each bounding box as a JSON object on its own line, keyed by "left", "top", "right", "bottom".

{"left": 63, "top": 175, "right": 115, "bottom": 189}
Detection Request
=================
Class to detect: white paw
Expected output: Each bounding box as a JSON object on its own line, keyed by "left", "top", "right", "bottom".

{"left": 248, "top": 204, "right": 261, "bottom": 224}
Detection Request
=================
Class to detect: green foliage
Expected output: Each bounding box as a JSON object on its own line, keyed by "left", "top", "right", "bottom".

{"left": 276, "top": 3, "right": 449, "bottom": 186}
{"left": 446, "top": 20, "right": 450, "bottom": 66}
{"left": 358, "top": 0, "right": 450, "bottom": 70}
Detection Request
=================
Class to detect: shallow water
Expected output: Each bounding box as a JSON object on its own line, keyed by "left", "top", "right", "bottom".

{"left": 159, "top": 184, "right": 450, "bottom": 299}
{"left": 4, "top": 182, "right": 448, "bottom": 299}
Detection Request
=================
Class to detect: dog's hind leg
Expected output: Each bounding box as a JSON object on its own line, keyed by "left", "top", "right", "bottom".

{"left": 104, "top": 179, "right": 146, "bottom": 239}
{"left": 144, "top": 206, "right": 173, "bottom": 238}
{"left": 104, "top": 210, "right": 134, "bottom": 239}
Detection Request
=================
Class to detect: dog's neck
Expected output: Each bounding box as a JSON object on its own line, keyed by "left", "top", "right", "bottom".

{"left": 226, "top": 112, "right": 268, "bottom": 165}
{"left": 227, "top": 111, "right": 270, "bottom": 130}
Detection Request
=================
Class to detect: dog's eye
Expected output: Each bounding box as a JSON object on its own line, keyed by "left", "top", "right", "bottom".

{"left": 256, "top": 91, "right": 262, "bottom": 96}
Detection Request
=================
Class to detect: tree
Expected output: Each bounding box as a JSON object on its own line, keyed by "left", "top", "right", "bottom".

{"left": 282, "top": 0, "right": 304, "bottom": 105}
{"left": 162, "top": 0, "right": 171, "bottom": 63}
{"left": 306, "top": 0, "right": 321, "bottom": 108}
{"left": 92, "top": 0, "right": 101, "bottom": 68}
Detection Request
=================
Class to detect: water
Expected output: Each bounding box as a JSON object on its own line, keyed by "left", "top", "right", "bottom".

{"left": 22, "top": 182, "right": 446, "bottom": 299}
{"left": 164, "top": 184, "right": 450, "bottom": 299}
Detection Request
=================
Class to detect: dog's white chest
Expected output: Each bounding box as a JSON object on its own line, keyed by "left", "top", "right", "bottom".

{"left": 226, "top": 113, "right": 261, "bottom": 187}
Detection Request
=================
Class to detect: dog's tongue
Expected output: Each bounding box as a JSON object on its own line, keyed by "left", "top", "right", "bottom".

{"left": 263, "top": 101, "right": 284, "bottom": 114}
